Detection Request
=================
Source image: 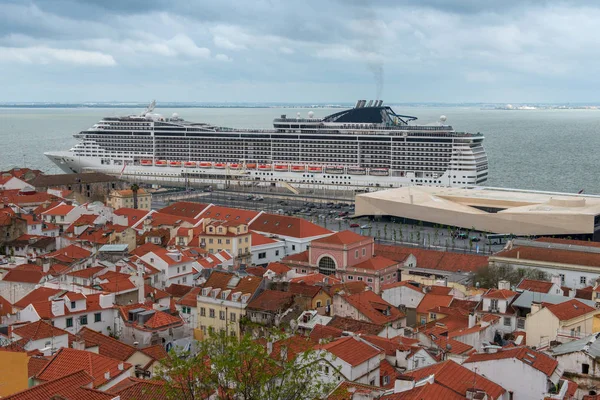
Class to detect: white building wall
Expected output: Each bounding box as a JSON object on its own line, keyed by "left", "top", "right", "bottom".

{"left": 381, "top": 286, "right": 424, "bottom": 308}
{"left": 22, "top": 334, "right": 70, "bottom": 355}
{"left": 251, "top": 241, "right": 286, "bottom": 266}
{"left": 555, "top": 352, "right": 599, "bottom": 377}
{"left": 464, "top": 358, "right": 549, "bottom": 400}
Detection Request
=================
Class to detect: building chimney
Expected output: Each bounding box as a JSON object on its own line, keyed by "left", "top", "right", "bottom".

{"left": 267, "top": 341, "right": 273, "bottom": 355}
{"left": 468, "top": 313, "right": 477, "bottom": 329}
{"left": 118, "top": 362, "right": 124, "bottom": 371}
{"left": 72, "top": 340, "right": 86, "bottom": 351}
{"left": 394, "top": 377, "right": 416, "bottom": 393}
{"left": 104, "top": 371, "right": 111, "bottom": 380}
{"left": 531, "top": 302, "right": 542, "bottom": 315}
{"left": 551, "top": 275, "right": 562, "bottom": 287}
{"left": 136, "top": 262, "right": 145, "bottom": 304}
{"left": 498, "top": 280, "right": 510, "bottom": 291}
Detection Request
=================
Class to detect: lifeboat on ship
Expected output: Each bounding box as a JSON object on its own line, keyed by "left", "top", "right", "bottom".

{"left": 199, "top": 162, "right": 212, "bottom": 168}
{"left": 307, "top": 166, "right": 323, "bottom": 173}
{"left": 155, "top": 160, "right": 167, "bottom": 167}
{"left": 348, "top": 167, "right": 367, "bottom": 175}
{"left": 369, "top": 168, "right": 389, "bottom": 176}
{"left": 324, "top": 166, "right": 344, "bottom": 174}
{"left": 291, "top": 165, "right": 305, "bottom": 173}
{"left": 258, "top": 164, "right": 272, "bottom": 170}
{"left": 246, "top": 163, "right": 257, "bottom": 169}
{"left": 169, "top": 161, "right": 182, "bottom": 167}
{"left": 184, "top": 161, "right": 197, "bottom": 168}
{"left": 274, "top": 164, "right": 288, "bottom": 171}
{"left": 214, "top": 163, "right": 226, "bottom": 169}
{"left": 229, "top": 163, "right": 241, "bottom": 170}
{"left": 140, "top": 159, "right": 152, "bottom": 166}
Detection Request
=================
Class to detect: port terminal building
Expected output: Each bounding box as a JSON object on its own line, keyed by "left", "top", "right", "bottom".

{"left": 354, "top": 186, "right": 600, "bottom": 241}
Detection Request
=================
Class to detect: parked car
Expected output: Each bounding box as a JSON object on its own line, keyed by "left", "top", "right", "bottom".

{"left": 360, "top": 224, "right": 371, "bottom": 229}
{"left": 350, "top": 223, "right": 360, "bottom": 228}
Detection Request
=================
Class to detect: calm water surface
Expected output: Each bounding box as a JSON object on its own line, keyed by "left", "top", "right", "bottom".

{"left": 0, "top": 107, "right": 598, "bottom": 194}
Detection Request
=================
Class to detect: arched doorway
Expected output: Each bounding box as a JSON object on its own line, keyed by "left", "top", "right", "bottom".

{"left": 318, "top": 256, "right": 336, "bottom": 276}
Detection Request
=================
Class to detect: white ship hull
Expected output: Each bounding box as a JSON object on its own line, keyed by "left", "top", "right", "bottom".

{"left": 45, "top": 151, "right": 478, "bottom": 191}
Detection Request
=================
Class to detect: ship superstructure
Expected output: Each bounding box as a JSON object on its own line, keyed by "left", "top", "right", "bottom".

{"left": 46, "top": 100, "right": 488, "bottom": 191}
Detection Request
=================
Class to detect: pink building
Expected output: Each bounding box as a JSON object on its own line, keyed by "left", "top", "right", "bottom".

{"left": 283, "top": 231, "right": 400, "bottom": 293}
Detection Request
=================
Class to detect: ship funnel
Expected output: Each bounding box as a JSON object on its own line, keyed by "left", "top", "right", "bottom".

{"left": 354, "top": 100, "right": 361, "bottom": 108}
{"left": 366, "top": 100, "right": 373, "bottom": 107}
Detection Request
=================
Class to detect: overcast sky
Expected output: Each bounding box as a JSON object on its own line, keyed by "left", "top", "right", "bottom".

{"left": 1, "top": 0, "right": 598, "bottom": 103}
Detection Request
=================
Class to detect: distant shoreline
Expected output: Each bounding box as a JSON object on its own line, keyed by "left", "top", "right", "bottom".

{"left": 2, "top": 102, "right": 600, "bottom": 109}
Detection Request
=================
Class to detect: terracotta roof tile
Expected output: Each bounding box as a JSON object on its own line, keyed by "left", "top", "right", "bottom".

{"left": 266, "top": 262, "right": 291, "bottom": 274}
{"left": 247, "top": 290, "right": 295, "bottom": 312}
{"left": 379, "top": 358, "right": 400, "bottom": 389}
{"left": 113, "top": 207, "right": 151, "bottom": 227}
{"left": 416, "top": 293, "right": 453, "bottom": 314}
{"left": 4, "top": 370, "right": 114, "bottom": 400}
{"left": 198, "top": 205, "right": 259, "bottom": 224}
{"left": 250, "top": 212, "right": 332, "bottom": 238}
{"left": 312, "top": 230, "right": 369, "bottom": 246}
{"left": 381, "top": 280, "right": 423, "bottom": 292}
{"left": 327, "top": 316, "right": 383, "bottom": 335}
{"left": 141, "top": 344, "right": 169, "bottom": 361}
{"left": 143, "top": 311, "right": 183, "bottom": 329}
{"left": 290, "top": 273, "right": 341, "bottom": 285}
{"left": 288, "top": 282, "right": 323, "bottom": 298}
{"left": 317, "top": 336, "right": 382, "bottom": 366}
{"left": 41, "top": 204, "right": 75, "bottom": 216}
{"left": 545, "top": 299, "right": 596, "bottom": 321}
{"left": 329, "top": 281, "right": 368, "bottom": 297}
{"left": 495, "top": 245, "right": 600, "bottom": 268}
{"left": 27, "top": 356, "right": 50, "bottom": 378}
{"left": 176, "top": 287, "right": 201, "bottom": 308}
{"left": 309, "top": 324, "right": 344, "bottom": 343}
{"left": 464, "top": 346, "right": 558, "bottom": 377}
{"left": 517, "top": 278, "right": 555, "bottom": 293}
{"left": 12, "top": 320, "right": 69, "bottom": 342}
{"left": 339, "top": 290, "right": 405, "bottom": 325}
{"left": 251, "top": 231, "right": 280, "bottom": 246}
{"left": 375, "top": 243, "right": 488, "bottom": 273}
{"left": 2, "top": 268, "right": 46, "bottom": 283}
{"left": 165, "top": 283, "right": 194, "bottom": 298}
{"left": 77, "top": 327, "right": 137, "bottom": 361}
{"left": 36, "top": 348, "right": 132, "bottom": 388}
{"left": 352, "top": 255, "right": 399, "bottom": 271}
{"left": 13, "top": 287, "right": 63, "bottom": 309}
{"left": 380, "top": 382, "right": 465, "bottom": 400}
{"left": 201, "top": 271, "right": 262, "bottom": 301}
{"left": 432, "top": 336, "right": 474, "bottom": 355}
{"left": 159, "top": 201, "right": 211, "bottom": 219}
{"left": 109, "top": 377, "right": 170, "bottom": 400}
{"left": 405, "top": 360, "right": 505, "bottom": 399}
{"left": 483, "top": 288, "right": 518, "bottom": 299}
{"left": 282, "top": 250, "right": 309, "bottom": 263}
{"left": 326, "top": 381, "right": 384, "bottom": 400}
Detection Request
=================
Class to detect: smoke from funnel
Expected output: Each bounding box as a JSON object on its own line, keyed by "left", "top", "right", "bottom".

{"left": 368, "top": 63, "right": 383, "bottom": 100}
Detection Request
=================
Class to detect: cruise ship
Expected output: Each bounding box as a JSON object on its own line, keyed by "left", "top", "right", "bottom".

{"left": 45, "top": 100, "right": 488, "bottom": 191}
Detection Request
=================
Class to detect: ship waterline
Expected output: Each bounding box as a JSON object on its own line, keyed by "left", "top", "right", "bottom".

{"left": 45, "top": 100, "right": 488, "bottom": 191}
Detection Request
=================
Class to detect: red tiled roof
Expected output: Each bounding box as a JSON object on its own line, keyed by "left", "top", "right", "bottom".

{"left": 0, "top": 190, "right": 57, "bottom": 207}
{"left": 416, "top": 293, "right": 453, "bottom": 314}
{"left": 464, "top": 346, "right": 558, "bottom": 377}
{"left": 290, "top": 273, "right": 342, "bottom": 286}
{"left": 245, "top": 266, "right": 266, "bottom": 276}
{"left": 379, "top": 358, "right": 400, "bottom": 389}
{"left": 201, "top": 271, "right": 262, "bottom": 301}
{"left": 380, "top": 382, "right": 465, "bottom": 400}
{"left": 269, "top": 335, "right": 315, "bottom": 362}
{"left": 144, "top": 285, "right": 170, "bottom": 301}
{"left": 141, "top": 344, "right": 169, "bottom": 361}
{"left": 44, "top": 244, "right": 91, "bottom": 263}
{"left": 159, "top": 201, "right": 210, "bottom": 219}
{"left": 329, "top": 281, "right": 368, "bottom": 297}
{"left": 495, "top": 244, "right": 600, "bottom": 268}
{"left": 42, "top": 204, "right": 75, "bottom": 216}
{"left": 545, "top": 299, "right": 596, "bottom": 321}
{"left": 266, "top": 262, "right": 291, "bottom": 274}
{"left": 251, "top": 231, "right": 280, "bottom": 246}
{"left": 144, "top": 310, "right": 184, "bottom": 329}
{"left": 327, "top": 316, "right": 383, "bottom": 335}
{"left": 375, "top": 243, "right": 488, "bottom": 273}
{"left": 66, "top": 266, "right": 106, "bottom": 278}
{"left": 28, "top": 356, "right": 50, "bottom": 378}
{"left": 309, "top": 324, "right": 344, "bottom": 343}
{"left": 176, "top": 287, "right": 201, "bottom": 308}
{"left": 289, "top": 282, "right": 324, "bottom": 298}
{"left": 77, "top": 327, "right": 137, "bottom": 361}
{"left": 2, "top": 268, "right": 46, "bottom": 283}
{"left": 432, "top": 336, "right": 474, "bottom": 355}
{"left": 165, "top": 283, "right": 194, "bottom": 298}
{"left": 12, "top": 320, "right": 69, "bottom": 341}
{"left": 517, "top": 278, "right": 554, "bottom": 293}
{"left": 109, "top": 377, "right": 170, "bottom": 400}
{"left": 326, "top": 381, "right": 384, "bottom": 400}
{"left": 536, "top": 237, "right": 600, "bottom": 248}
{"left": 13, "top": 287, "right": 63, "bottom": 309}
{"left": 247, "top": 290, "right": 295, "bottom": 312}
{"left": 282, "top": 250, "right": 309, "bottom": 263}
{"left": 36, "top": 348, "right": 132, "bottom": 388}
{"left": 483, "top": 288, "right": 518, "bottom": 299}
{"left": 4, "top": 370, "right": 114, "bottom": 400}
{"left": 317, "top": 336, "right": 382, "bottom": 366}
{"left": 312, "top": 230, "right": 370, "bottom": 246}
{"left": 0, "top": 294, "right": 12, "bottom": 316}
{"left": 361, "top": 334, "right": 415, "bottom": 354}
{"left": 250, "top": 212, "right": 332, "bottom": 238}
{"left": 351, "top": 255, "right": 399, "bottom": 271}
{"left": 198, "top": 205, "right": 259, "bottom": 224}
{"left": 113, "top": 207, "right": 151, "bottom": 227}
{"left": 405, "top": 360, "right": 505, "bottom": 399}
{"left": 340, "top": 290, "right": 405, "bottom": 325}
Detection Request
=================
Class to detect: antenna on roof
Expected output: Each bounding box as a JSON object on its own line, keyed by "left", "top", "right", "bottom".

{"left": 142, "top": 100, "right": 156, "bottom": 116}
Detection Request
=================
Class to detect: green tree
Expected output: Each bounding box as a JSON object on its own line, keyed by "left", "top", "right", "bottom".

{"left": 383, "top": 224, "right": 388, "bottom": 240}
{"left": 159, "top": 330, "right": 334, "bottom": 400}
{"left": 392, "top": 229, "right": 397, "bottom": 243}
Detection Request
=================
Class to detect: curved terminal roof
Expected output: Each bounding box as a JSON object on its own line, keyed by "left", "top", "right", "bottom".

{"left": 322, "top": 106, "right": 417, "bottom": 125}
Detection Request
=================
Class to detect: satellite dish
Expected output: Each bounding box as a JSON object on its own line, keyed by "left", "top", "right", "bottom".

{"left": 308, "top": 111, "right": 314, "bottom": 118}
{"left": 440, "top": 115, "right": 447, "bottom": 123}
